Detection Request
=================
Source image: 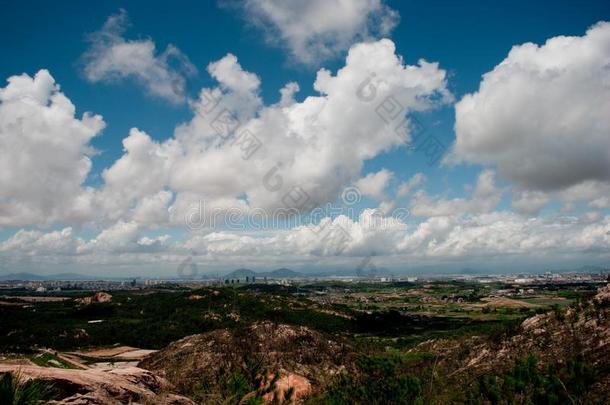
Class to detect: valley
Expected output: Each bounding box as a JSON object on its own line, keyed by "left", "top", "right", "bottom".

{"left": 1, "top": 278, "right": 608, "bottom": 403}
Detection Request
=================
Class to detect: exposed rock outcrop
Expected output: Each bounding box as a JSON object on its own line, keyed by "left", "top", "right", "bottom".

{"left": 139, "top": 322, "right": 354, "bottom": 401}
{"left": 260, "top": 372, "right": 312, "bottom": 403}
{"left": 0, "top": 364, "right": 193, "bottom": 404}
{"left": 413, "top": 284, "right": 610, "bottom": 402}
{"left": 75, "top": 292, "right": 112, "bottom": 305}
{"left": 593, "top": 283, "right": 610, "bottom": 305}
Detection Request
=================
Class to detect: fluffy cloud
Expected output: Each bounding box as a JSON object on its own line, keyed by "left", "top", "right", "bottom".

{"left": 105, "top": 38, "right": 451, "bottom": 222}
{"left": 97, "top": 128, "right": 177, "bottom": 222}
{"left": 557, "top": 181, "right": 610, "bottom": 210}
{"left": 233, "top": 0, "right": 399, "bottom": 64}
{"left": 410, "top": 170, "right": 502, "bottom": 217}
{"left": 511, "top": 190, "right": 551, "bottom": 216}
{"left": 2, "top": 210, "right": 609, "bottom": 274}
{"left": 399, "top": 212, "right": 610, "bottom": 259}
{"left": 3, "top": 39, "right": 446, "bottom": 230}
{"left": 132, "top": 190, "right": 174, "bottom": 225}
{"left": 355, "top": 169, "right": 393, "bottom": 200}
{"left": 83, "top": 220, "right": 169, "bottom": 253}
{"left": 207, "top": 53, "right": 261, "bottom": 94}
{"left": 0, "top": 221, "right": 170, "bottom": 273}
{"left": 453, "top": 22, "right": 610, "bottom": 196}
{"left": 5, "top": 22, "right": 609, "bottom": 274}
{"left": 180, "top": 208, "right": 408, "bottom": 258}
{"left": 279, "top": 82, "right": 300, "bottom": 106}
{"left": 397, "top": 173, "right": 425, "bottom": 197}
{"left": 0, "top": 70, "right": 105, "bottom": 227}
{"left": 82, "top": 10, "right": 196, "bottom": 104}
{"left": 0, "top": 228, "right": 82, "bottom": 256}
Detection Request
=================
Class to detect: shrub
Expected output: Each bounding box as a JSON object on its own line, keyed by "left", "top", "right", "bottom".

{"left": 0, "top": 372, "right": 56, "bottom": 405}
{"left": 313, "top": 354, "right": 423, "bottom": 404}
{"left": 468, "top": 355, "right": 596, "bottom": 404}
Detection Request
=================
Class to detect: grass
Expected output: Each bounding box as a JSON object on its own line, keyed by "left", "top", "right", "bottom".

{"left": 29, "top": 352, "right": 76, "bottom": 369}
{"left": 0, "top": 281, "right": 601, "bottom": 353}
{"left": 0, "top": 372, "right": 56, "bottom": 404}
{"left": 1, "top": 281, "right": 605, "bottom": 403}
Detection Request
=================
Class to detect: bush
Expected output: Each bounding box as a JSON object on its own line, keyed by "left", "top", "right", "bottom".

{"left": 468, "top": 355, "right": 596, "bottom": 404}
{"left": 313, "top": 354, "right": 423, "bottom": 404}
{"left": 0, "top": 372, "right": 56, "bottom": 405}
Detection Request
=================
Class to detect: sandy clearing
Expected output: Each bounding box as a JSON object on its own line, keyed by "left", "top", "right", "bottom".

{"left": 479, "top": 297, "right": 540, "bottom": 308}
{"left": 114, "top": 349, "right": 157, "bottom": 360}
{"left": 72, "top": 346, "right": 157, "bottom": 361}
{"left": 76, "top": 346, "right": 140, "bottom": 358}
{"left": 0, "top": 295, "right": 70, "bottom": 302}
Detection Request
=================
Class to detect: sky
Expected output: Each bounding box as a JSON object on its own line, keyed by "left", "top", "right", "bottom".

{"left": 0, "top": 0, "right": 609, "bottom": 277}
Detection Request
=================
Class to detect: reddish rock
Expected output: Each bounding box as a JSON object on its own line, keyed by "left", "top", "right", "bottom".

{"left": 0, "top": 364, "right": 194, "bottom": 404}
{"left": 75, "top": 292, "right": 112, "bottom": 305}
{"left": 261, "top": 372, "right": 312, "bottom": 404}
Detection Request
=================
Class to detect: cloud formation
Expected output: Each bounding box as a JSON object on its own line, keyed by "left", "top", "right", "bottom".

{"left": 234, "top": 0, "right": 399, "bottom": 64}
{"left": 409, "top": 170, "right": 502, "bottom": 218}
{"left": 2, "top": 210, "right": 608, "bottom": 274}
{"left": 0, "top": 70, "right": 105, "bottom": 227}
{"left": 397, "top": 173, "right": 425, "bottom": 197}
{"left": 104, "top": 38, "right": 451, "bottom": 223}
{"left": 453, "top": 22, "right": 610, "bottom": 199}
{"left": 355, "top": 169, "right": 393, "bottom": 200}
{"left": 2, "top": 20, "right": 610, "bottom": 274}
{"left": 82, "top": 10, "right": 197, "bottom": 104}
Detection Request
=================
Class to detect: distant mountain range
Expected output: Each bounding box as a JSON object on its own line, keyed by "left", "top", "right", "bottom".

{"left": 1, "top": 264, "right": 607, "bottom": 282}
{"left": 222, "top": 268, "right": 305, "bottom": 279}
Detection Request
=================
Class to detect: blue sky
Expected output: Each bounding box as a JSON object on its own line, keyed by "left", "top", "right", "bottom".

{"left": 0, "top": 1, "right": 609, "bottom": 276}
{"left": 2, "top": 0, "right": 606, "bottom": 186}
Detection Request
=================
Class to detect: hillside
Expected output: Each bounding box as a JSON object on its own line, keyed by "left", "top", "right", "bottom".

{"left": 0, "top": 282, "right": 607, "bottom": 403}
{"left": 0, "top": 363, "right": 194, "bottom": 404}
{"left": 221, "top": 268, "right": 304, "bottom": 279}
{"left": 264, "top": 268, "right": 304, "bottom": 278}
{"left": 139, "top": 322, "right": 354, "bottom": 402}
{"left": 222, "top": 268, "right": 258, "bottom": 280}
{"left": 408, "top": 284, "right": 610, "bottom": 403}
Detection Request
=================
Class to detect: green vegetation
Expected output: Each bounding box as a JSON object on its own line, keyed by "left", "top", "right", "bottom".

{"left": 1, "top": 280, "right": 606, "bottom": 403}
{"left": 467, "top": 355, "right": 597, "bottom": 404}
{"left": 314, "top": 352, "right": 600, "bottom": 404}
{"left": 0, "top": 372, "right": 56, "bottom": 405}
{"left": 0, "top": 282, "right": 534, "bottom": 351}
{"left": 191, "top": 360, "right": 293, "bottom": 405}
{"left": 0, "top": 288, "right": 349, "bottom": 350}
{"left": 29, "top": 352, "right": 76, "bottom": 369}
{"left": 310, "top": 353, "right": 427, "bottom": 404}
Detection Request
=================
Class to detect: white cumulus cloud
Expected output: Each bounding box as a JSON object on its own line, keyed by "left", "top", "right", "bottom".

{"left": 355, "top": 169, "right": 393, "bottom": 200}
{"left": 0, "top": 70, "right": 105, "bottom": 227}
{"left": 82, "top": 9, "right": 197, "bottom": 104}
{"left": 233, "top": 0, "right": 399, "bottom": 64}
{"left": 410, "top": 170, "right": 502, "bottom": 217}
{"left": 105, "top": 38, "right": 451, "bottom": 221}
{"left": 452, "top": 22, "right": 610, "bottom": 198}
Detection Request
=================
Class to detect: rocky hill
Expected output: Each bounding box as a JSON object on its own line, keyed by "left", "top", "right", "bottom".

{"left": 0, "top": 363, "right": 193, "bottom": 404}
{"left": 139, "top": 322, "right": 355, "bottom": 403}
{"left": 412, "top": 283, "right": 610, "bottom": 403}
{"left": 2, "top": 286, "right": 607, "bottom": 403}
{"left": 74, "top": 292, "right": 113, "bottom": 305}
